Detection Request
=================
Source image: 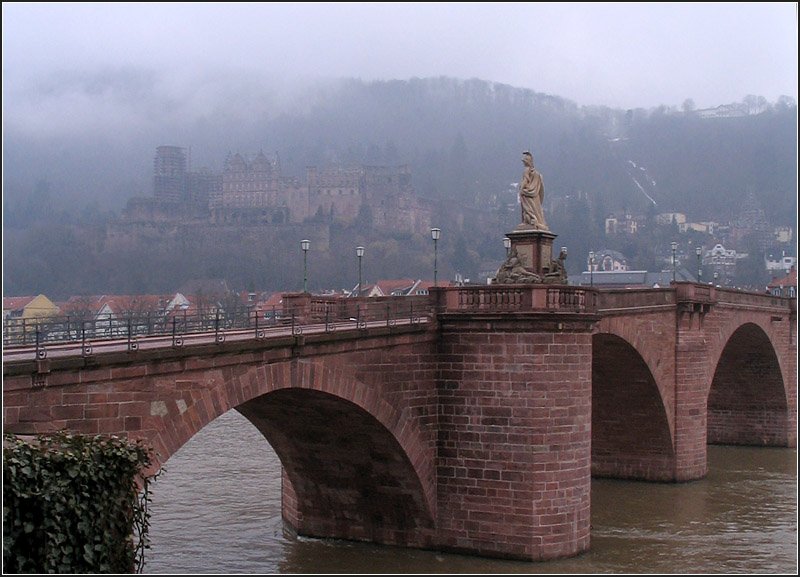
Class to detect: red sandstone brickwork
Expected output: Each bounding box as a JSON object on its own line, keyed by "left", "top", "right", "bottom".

{"left": 436, "top": 315, "right": 592, "bottom": 561}
{"left": 3, "top": 289, "right": 795, "bottom": 561}
{"left": 233, "top": 334, "right": 441, "bottom": 549}
{"left": 707, "top": 323, "right": 790, "bottom": 445}
{"left": 594, "top": 309, "right": 680, "bottom": 481}
{"left": 595, "top": 310, "right": 678, "bottom": 420}
{"left": 704, "top": 305, "right": 796, "bottom": 448}
{"left": 239, "top": 388, "right": 435, "bottom": 547}
{"left": 593, "top": 296, "right": 796, "bottom": 483}
{"left": 672, "top": 308, "right": 711, "bottom": 480}
{"left": 2, "top": 328, "right": 440, "bottom": 550}
{"left": 591, "top": 333, "right": 675, "bottom": 481}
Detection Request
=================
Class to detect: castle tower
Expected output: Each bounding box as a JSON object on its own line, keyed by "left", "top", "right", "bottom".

{"left": 153, "top": 145, "right": 187, "bottom": 203}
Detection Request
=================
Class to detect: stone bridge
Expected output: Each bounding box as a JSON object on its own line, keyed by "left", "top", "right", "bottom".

{"left": 2, "top": 285, "right": 795, "bottom": 561}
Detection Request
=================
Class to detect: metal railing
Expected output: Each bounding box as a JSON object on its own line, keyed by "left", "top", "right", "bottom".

{"left": 2, "top": 298, "right": 436, "bottom": 355}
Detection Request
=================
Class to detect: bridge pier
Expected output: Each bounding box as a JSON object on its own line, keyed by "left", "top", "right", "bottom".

{"left": 436, "top": 308, "right": 595, "bottom": 560}
{"left": 673, "top": 309, "right": 711, "bottom": 481}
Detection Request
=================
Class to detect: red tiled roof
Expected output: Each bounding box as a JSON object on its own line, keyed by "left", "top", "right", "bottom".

{"left": 415, "top": 280, "right": 453, "bottom": 290}
{"left": 261, "top": 293, "right": 284, "bottom": 308}
{"left": 768, "top": 267, "right": 797, "bottom": 288}
{"left": 2, "top": 296, "right": 37, "bottom": 311}
{"left": 60, "top": 294, "right": 173, "bottom": 316}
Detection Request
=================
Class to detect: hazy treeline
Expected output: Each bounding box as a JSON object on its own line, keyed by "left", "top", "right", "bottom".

{"left": 3, "top": 75, "right": 796, "bottom": 297}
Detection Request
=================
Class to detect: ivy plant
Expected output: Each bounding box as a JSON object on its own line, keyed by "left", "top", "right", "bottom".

{"left": 3, "top": 432, "right": 160, "bottom": 573}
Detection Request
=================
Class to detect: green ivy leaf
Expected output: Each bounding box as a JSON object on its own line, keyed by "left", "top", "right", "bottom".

{"left": 4, "top": 431, "right": 159, "bottom": 573}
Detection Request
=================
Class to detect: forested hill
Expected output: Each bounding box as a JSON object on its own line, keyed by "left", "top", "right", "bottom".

{"left": 4, "top": 76, "right": 797, "bottom": 227}
{"left": 2, "top": 76, "right": 796, "bottom": 298}
{"left": 242, "top": 77, "right": 798, "bottom": 226}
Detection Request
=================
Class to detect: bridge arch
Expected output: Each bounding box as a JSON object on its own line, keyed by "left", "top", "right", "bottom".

{"left": 707, "top": 322, "right": 790, "bottom": 446}
{"left": 592, "top": 333, "right": 675, "bottom": 480}
{"left": 237, "top": 388, "right": 434, "bottom": 546}
{"left": 148, "top": 358, "right": 436, "bottom": 547}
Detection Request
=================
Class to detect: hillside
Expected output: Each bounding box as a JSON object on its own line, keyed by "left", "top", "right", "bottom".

{"left": 3, "top": 76, "right": 796, "bottom": 297}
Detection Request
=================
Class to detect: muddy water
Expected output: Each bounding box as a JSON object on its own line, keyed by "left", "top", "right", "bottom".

{"left": 144, "top": 410, "right": 797, "bottom": 574}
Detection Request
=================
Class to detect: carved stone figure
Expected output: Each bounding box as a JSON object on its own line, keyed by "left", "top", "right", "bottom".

{"left": 543, "top": 247, "right": 568, "bottom": 284}
{"left": 495, "top": 248, "right": 543, "bottom": 284}
{"left": 519, "top": 151, "right": 548, "bottom": 231}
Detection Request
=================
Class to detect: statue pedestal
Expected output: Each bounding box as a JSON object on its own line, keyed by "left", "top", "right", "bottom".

{"left": 507, "top": 227, "right": 557, "bottom": 277}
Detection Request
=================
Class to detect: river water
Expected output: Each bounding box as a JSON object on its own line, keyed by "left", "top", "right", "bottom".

{"left": 143, "top": 410, "right": 797, "bottom": 574}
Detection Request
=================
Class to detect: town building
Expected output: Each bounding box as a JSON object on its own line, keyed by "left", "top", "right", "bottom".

{"left": 774, "top": 226, "right": 793, "bottom": 244}
{"left": 2, "top": 295, "right": 60, "bottom": 320}
{"left": 703, "top": 243, "right": 746, "bottom": 283}
{"left": 604, "top": 213, "right": 641, "bottom": 235}
{"left": 767, "top": 266, "right": 796, "bottom": 298}
{"left": 655, "top": 212, "right": 686, "bottom": 227}
{"left": 587, "top": 249, "right": 629, "bottom": 272}
{"left": 361, "top": 279, "right": 438, "bottom": 298}
{"left": 765, "top": 253, "right": 797, "bottom": 275}
{"left": 695, "top": 103, "right": 749, "bottom": 118}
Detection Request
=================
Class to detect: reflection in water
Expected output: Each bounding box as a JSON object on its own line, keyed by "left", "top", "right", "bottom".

{"left": 144, "top": 410, "right": 797, "bottom": 574}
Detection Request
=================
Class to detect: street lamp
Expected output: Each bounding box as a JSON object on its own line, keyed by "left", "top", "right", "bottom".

{"left": 503, "top": 237, "right": 511, "bottom": 256}
{"left": 356, "top": 246, "right": 365, "bottom": 296}
{"left": 431, "top": 228, "right": 441, "bottom": 286}
{"left": 301, "top": 239, "right": 310, "bottom": 293}
{"left": 588, "top": 251, "right": 595, "bottom": 287}
{"left": 671, "top": 242, "right": 678, "bottom": 283}
{"left": 695, "top": 246, "right": 702, "bottom": 282}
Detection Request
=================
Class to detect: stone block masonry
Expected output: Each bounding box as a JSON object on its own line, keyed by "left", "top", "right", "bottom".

{"left": 2, "top": 286, "right": 795, "bottom": 562}
{"left": 436, "top": 314, "right": 594, "bottom": 560}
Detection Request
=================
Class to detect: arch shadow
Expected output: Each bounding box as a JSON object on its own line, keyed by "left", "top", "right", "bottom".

{"left": 592, "top": 333, "right": 675, "bottom": 481}
{"left": 147, "top": 358, "right": 436, "bottom": 550}
{"left": 237, "top": 388, "right": 435, "bottom": 547}
{"left": 708, "top": 322, "right": 789, "bottom": 446}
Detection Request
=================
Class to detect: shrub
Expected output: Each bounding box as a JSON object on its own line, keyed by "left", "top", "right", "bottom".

{"left": 3, "top": 432, "right": 159, "bottom": 573}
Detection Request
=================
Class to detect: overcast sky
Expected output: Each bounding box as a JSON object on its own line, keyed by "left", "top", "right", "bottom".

{"left": 3, "top": 2, "right": 797, "bottom": 114}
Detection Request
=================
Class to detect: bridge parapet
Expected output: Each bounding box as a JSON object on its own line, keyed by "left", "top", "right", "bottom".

{"left": 595, "top": 283, "right": 794, "bottom": 315}
{"left": 712, "top": 285, "right": 794, "bottom": 310}
{"left": 595, "top": 287, "right": 675, "bottom": 311}
{"left": 283, "top": 293, "right": 433, "bottom": 324}
{"left": 433, "top": 284, "right": 596, "bottom": 313}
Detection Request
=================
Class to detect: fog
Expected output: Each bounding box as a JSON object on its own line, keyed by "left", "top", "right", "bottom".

{"left": 2, "top": 3, "right": 797, "bottom": 208}
{"left": 4, "top": 3, "right": 796, "bottom": 111}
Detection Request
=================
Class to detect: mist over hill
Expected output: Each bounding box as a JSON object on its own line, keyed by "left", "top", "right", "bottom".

{"left": 3, "top": 73, "right": 797, "bottom": 297}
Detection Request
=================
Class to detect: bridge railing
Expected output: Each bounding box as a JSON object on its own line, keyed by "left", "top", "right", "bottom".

{"left": 433, "top": 284, "right": 596, "bottom": 313}
{"left": 2, "top": 296, "right": 436, "bottom": 351}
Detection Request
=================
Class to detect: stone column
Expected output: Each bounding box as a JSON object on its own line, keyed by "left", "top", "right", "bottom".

{"left": 436, "top": 311, "right": 593, "bottom": 560}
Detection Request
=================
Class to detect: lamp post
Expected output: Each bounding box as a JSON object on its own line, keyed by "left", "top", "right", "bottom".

{"left": 431, "top": 228, "right": 441, "bottom": 286}
{"left": 695, "top": 246, "right": 702, "bottom": 282}
{"left": 671, "top": 242, "right": 677, "bottom": 283}
{"left": 356, "top": 246, "right": 364, "bottom": 296}
{"left": 588, "top": 251, "right": 595, "bottom": 287}
{"left": 503, "top": 237, "right": 511, "bottom": 256}
{"left": 301, "top": 239, "right": 310, "bottom": 293}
